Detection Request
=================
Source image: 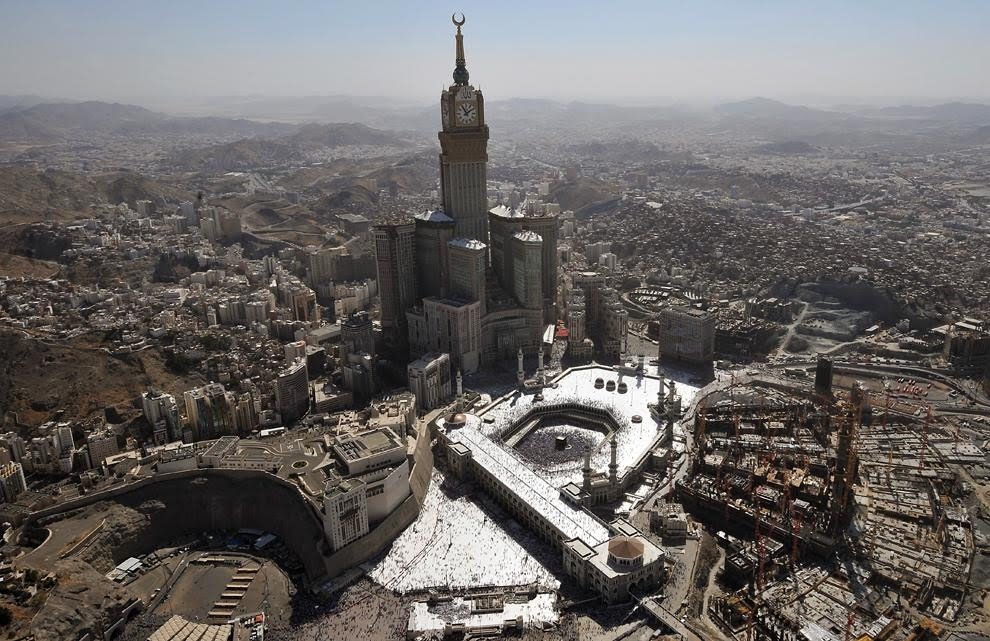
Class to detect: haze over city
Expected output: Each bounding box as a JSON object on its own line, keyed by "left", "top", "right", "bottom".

{"left": 0, "top": 4, "right": 988, "bottom": 641}
{"left": 3, "top": 0, "right": 990, "bottom": 106}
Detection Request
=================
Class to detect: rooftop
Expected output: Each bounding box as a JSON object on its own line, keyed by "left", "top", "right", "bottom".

{"left": 415, "top": 208, "right": 454, "bottom": 224}
{"left": 449, "top": 237, "right": 487, "bottom": 250}
{"left": 440, "top": 412, "right": 610, "bottom": 546}
{"left": 333, "top": 427, "right": 404, "bottom": 462}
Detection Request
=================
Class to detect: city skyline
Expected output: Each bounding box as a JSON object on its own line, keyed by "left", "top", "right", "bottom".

{"left": 2, "top": 0, "right": 990, "bottom": 106}
{"left": 0, "top": 7, "right": 988, "bottom": 641}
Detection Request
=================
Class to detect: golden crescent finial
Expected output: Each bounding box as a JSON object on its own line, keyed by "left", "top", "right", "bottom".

{"left": 452, "top": 13, "right": 465, "bottom": 27}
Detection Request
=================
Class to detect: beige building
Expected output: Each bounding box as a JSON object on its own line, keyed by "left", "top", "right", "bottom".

{"left": 407, "top": 297, "right": 482, "bottom": 374}
{"left": 563, "top": 527, "right": 666, "bottom": 604}
{"left": 447, "top": 238, "right": 487, "bottom": 314}
{"left": 659, "top": 305, "right": 715, "bottom": 364}
{"left": 0, "top": 462, "right": 26, "bottom": 504}
{"left": 408, "top": 352, "right": 453, "bottom": 411}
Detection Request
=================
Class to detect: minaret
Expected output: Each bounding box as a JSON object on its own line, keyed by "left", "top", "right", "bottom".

{"left": 583, "top": 447, "right": 592, "bottom": 491}
{"left": 517, "top": 347, "right": 525, "bottom": 386}
{"left": 608, "top": 438, "right": 618, "bottom": 486}
{"left": 657, "top": 369, "right": 666, "bottom": 406}
{"left": 456, "top": 369, "right": 463, "bottom": 397}
{"left": 537, "top": 347, "right": 545, "bottom": 383}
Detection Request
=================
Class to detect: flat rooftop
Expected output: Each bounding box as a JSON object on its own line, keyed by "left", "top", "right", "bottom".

{"left": 333, "top": 427, "right": 403, "bottom": 461}
{"left": 442, "top": 413, "right": 610, "bottom": 546}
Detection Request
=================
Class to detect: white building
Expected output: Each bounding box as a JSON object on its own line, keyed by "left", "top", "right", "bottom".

{"left": 142, "top": 389, "right": 181, "bottom": 441}
{"left": 323, "top": 477, "right": 369, "bottom": 552}
{"left": 407, "top": 352, "right": 452, "bottom": 411}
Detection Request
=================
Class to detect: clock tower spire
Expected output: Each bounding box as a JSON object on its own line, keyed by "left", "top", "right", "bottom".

{"left": 452, "top": 13, "right": 469, "bottom": 85}
{"left": 439, "top": 14, "right": 489, "bottom": 244}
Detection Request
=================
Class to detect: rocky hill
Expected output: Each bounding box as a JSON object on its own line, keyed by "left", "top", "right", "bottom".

{"left": 0, "top": 330, "right": 204, "bottom": 427}
{"left": 0, "top": 166, "right": 192, "bottom": 225}
{"left": 550, "top": 177, "right": 620, "bottom": 217}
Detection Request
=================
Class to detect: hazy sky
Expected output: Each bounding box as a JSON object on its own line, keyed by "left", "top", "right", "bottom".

{"left": 2, "top": 0, "right": 989, "bottom": 106}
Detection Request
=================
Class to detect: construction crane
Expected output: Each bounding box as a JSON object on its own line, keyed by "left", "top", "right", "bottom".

{"left": 789, "top": 483, "right": 803, "bottom": 571}
{"left": 920, "top": 405, "right": 932, "bottom": 469}
{"left": 754, "top": 487, "right": 767, "bottom": 592}
{"left": 844, "top": 607, "right": 855, "bottom": 641}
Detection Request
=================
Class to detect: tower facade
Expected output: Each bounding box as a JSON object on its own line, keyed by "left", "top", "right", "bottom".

{"left": 414, "top": 209, "right": 455, "bottom": 299}
{"left": 448, "top": 238, "right": 487, "bottom": 313}
{"left": 439, "top": 18, "right": 490, "bottom": 243}
{"left": 373, "top": 220, "right": 417, "bottom": 330}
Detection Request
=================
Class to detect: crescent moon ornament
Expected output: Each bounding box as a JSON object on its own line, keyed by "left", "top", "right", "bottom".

{"left": 452, "top": 13, "right": 465, "bottom": 27}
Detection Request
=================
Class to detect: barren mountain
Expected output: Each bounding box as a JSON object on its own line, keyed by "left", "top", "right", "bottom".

{"left": 0, "top": 100, "right": 294, "bottom": 145}
{"left": 550, "top": 177, "right": 620, "bottom": 217}
{"left": 0, "top": 166, "right": 192, "bottom": 225}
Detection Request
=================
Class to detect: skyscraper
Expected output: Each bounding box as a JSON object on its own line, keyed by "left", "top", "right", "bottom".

{"left": 276, "top": 359, "right": 310, "bottom": 425}
{"left": 373, "top": 220, "right": 417, "bottom": 332}
{"left": 183, "top": 383, "right": 235, "bottom": 441}
{"left": 447, "top": 238, "right": 487, "bottom": 313}
{"left": 438, "top": 17, "right": 490, "bottom": 243}
{"left": 414, "top": 209, "right": 455, "bottom": 299}
{"left": 391, "top": 17, "right": 556, "bottom": 370}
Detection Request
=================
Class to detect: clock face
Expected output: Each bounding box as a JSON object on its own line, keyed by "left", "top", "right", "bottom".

{"left": 455, "top": 101, "right": 477, "bottom": 125}
{"left": 441, "top": 101, "right": 449, "bottom": 128}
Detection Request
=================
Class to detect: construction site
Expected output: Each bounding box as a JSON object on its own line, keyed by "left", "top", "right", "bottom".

{"left": 680, "top": 357, "right": 985, "bottom": 641}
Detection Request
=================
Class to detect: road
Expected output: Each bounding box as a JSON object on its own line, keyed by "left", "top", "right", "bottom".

{"left": 772, "top": 301, "right": 810, "bottom": 359}
{"left": 146, "top": 552, "right": 197, "bottom": 612}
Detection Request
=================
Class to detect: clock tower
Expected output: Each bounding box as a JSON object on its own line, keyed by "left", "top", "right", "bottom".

{"left": 439, "top": 15, "right": 489, "bottom": 244}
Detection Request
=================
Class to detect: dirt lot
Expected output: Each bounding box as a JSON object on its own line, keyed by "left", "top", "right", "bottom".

{"left": 153, "top": 554, "right": 293, "bottom": 626}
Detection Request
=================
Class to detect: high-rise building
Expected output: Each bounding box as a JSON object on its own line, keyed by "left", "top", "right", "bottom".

{"left": 414, "top": 209, "right": 455, "bottom": 299}
{"left": 183, "top": 384, "right": 235, "bottom": 441}
{"left": 407, "top": 352, "right": 453, "bottom": 410}
{"left": 407, "top": 297, "right": 482, "bottom": 374}
{"left": 276, "top": 359, "right": 310, "bottom": 425}
{"left": 307, "top": 245, "right": 347, "bottom": 288}
{"left": 341, "top": 311, "right": 375, "bottom": 359}
{"left": 0, "top": 433, "right": 27, "bottom": 464}
{"left": 510, "top": 231, "right": 544, "bottom": 311}
{"left": 600, "top": 288, "right": 629, "bottom": 359}
{"left": 489, "top": 204, "right": 559, "bottom": 316}
{"left": 86, "top": 431, "right": 119, "bottom": 469}
{"left": 815, "top": 355, "right": 834, "bottom": 396}
{"left": 289, "top": 287, "right": 319, "bottom": 323}
{"left": 658, "top": 306, "right": 715, "bottom": 364}
{"left": 373, "top": 220, "right": 417, "bottom": 332}
{"left": 0, "top": 462, "right": 27, "bottom": 503}
{"left": 141, "top": 389, "right": 181, "bottom": 441}
{"left": 232, "top": 393, "right": 259, "bottom": 434}
{"left": 447, "top": 238, "right": 487, "bottom": 313}
{"left": 54, "top": 424, "right": 74, "bottom": 457}
{"left": 438, "top": 19, "right": 489, "bottom": 243}
{"left": 572, "top": 272, "right": 606, "bottom": 327}
{"left": 390, "top": 19, "right": 555, "bottom": 370}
